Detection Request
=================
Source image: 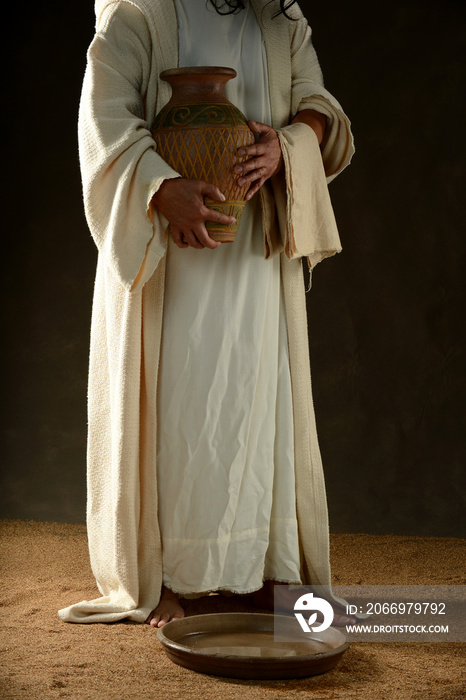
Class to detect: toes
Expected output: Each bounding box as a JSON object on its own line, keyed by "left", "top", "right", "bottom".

{"left": 157, "top": 613, "right": 171, "bottom": 628}
{"left": 144, "top": 612, "right": 155, "bottom": 625}
{"left": 156, "top": 609, "right": 184, "bottom": 627}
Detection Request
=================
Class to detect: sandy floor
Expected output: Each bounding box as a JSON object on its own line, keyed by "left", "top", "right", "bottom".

{"left": 0, "top": 520, "right": 465, "bottom": 699}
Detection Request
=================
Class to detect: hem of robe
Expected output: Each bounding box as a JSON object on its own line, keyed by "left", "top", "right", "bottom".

{"left": 163, "top": 577, "right": 303, "bottom": 600}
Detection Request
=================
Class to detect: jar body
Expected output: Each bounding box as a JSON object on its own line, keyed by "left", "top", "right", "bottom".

{"left": 152, "top": 67, "right": 255, "bottom": 242}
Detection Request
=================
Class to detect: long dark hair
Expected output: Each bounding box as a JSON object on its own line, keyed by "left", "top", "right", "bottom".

{"left": 208, "top": 1, "right": 298, "bottom": 20}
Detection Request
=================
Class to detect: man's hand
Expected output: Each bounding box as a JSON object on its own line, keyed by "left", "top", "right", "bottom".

{"left": 234, "top": 111, "right": 327, "bottom": 201}
{"left": 234, "top": 120, "right": 284, "bottom": 201}
{"left": 152, "top": 178, "right": 236, "bottom": 249}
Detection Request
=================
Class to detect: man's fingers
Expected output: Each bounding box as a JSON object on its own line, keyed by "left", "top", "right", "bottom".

{"left": 235, "top": 156, "right": 266, "bottom": 176}
{"left": 202, "top": 205, "right": 236, "bottom": 228}
{"left": 238, "top": 166, "right": 267, "bottom": 187}
{"left": 160, "top": 179, "right": 234, "bottom": 252}
{"left": 236, "top": 156, "right": 259, "bottom": 174}
{"left": 237, "top": 143, "right": 264, "bottom": 159}
{"left": 172, "top": 223, "right": 220, "bottom": 250}
{"left": 237, "top": 120, "right": 275, "bottom": 159}
{"left": 199, "top": 182, "right": 227, "bottom": 202}
{"left": 245, "top": 178, "right": 266, "bottom": 200}
{"left": 247, "top": 119, "right": 272, "bottom": 134}
{"left": 192, "top": 224, "right": 222, "bottom": 249}
{"left": 170, "top": 226, "right": 189, "bottom": 248}
{"left": 182, "top": 230, "right": 205, "bottom": 249}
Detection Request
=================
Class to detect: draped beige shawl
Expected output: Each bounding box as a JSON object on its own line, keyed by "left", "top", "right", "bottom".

{"left": 58, "top": 0, "right": 354, "bottom": 623}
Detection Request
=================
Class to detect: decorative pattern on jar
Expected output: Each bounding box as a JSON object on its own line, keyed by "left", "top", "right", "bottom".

{"left": 152, "top": 67, "right": 255, "bottom": 243}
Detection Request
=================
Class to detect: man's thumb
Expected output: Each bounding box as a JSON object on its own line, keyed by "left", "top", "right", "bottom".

{"left": 248, "top": 119, "right": 268, "bottom": 133}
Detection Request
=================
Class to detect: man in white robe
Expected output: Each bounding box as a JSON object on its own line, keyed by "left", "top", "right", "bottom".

{"left": 58, "top": 0, "right": 355, "bottom": 628}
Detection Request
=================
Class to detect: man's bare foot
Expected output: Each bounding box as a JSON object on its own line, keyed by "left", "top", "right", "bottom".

{"left": 253, "top": 580, "right": 357, "bottom": 627}
{"left": 145, "top": 586, "right": 185, "bottom": 628}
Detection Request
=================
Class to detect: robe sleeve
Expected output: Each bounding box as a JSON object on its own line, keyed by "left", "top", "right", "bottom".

{"left": 264, "top": 8, "right": 352, "bottom": 268}
{"left": 275, "top": 121, "right": 342, "bottom": 267}
{"left": 78, "top": 2, "right": 180, "bottom": 292}
{"left": 288, "top": 8, "right": 355, "bottom": 183}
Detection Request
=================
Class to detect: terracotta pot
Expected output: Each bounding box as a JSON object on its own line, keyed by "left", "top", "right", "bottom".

{"left": 152, "top": 67, "right": 255, "bottom": 243}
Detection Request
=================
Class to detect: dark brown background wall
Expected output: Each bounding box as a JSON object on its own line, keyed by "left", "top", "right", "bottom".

{"left": 2, "top": 0, "right": 465, "bottom": 535}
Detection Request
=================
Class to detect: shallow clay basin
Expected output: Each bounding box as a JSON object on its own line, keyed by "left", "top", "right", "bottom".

{"left": 157, "top": 612, "right": 350, "bottom": 679}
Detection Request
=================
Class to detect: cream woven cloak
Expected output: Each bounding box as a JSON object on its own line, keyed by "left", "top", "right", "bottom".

{"left": 58, "top": 0, "right": 354, "bottom": 624}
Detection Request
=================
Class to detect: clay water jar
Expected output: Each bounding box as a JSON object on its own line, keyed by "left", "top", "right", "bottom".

{"left": 152, "top": 66, "right": 255, "bottom": 242}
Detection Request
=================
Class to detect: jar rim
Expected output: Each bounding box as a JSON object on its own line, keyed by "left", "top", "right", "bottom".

{"left": 160, "top": 66, "right": 237, "bottom": 80}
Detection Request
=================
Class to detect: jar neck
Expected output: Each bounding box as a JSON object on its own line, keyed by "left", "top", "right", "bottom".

{"left": 162, "top": 70, "right": 235, "bottom": 105}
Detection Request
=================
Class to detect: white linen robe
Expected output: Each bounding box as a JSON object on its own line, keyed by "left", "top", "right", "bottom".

{"left": 58, "top": 0, "right": 354, "bottom": 624}
{"left": 158, "top": 0, "right": 303, "bottom": 595}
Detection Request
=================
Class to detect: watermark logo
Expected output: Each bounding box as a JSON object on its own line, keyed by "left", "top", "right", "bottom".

{"left": 275, "top": 585, "right": 466, "bottom": 643}
{"left": 293, "top": 592, "right": 334, "bottom": 633}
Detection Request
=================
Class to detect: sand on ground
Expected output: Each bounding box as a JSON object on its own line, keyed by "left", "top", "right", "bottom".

{"left": 0, "top": 520, "right": 465, "bottom": 699}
